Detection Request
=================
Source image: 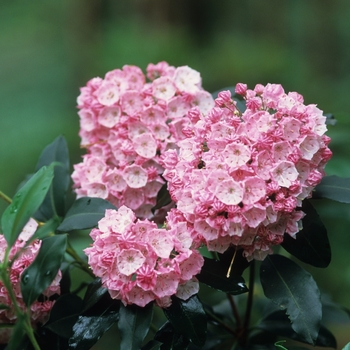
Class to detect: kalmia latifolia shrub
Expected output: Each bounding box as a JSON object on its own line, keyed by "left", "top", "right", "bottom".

{"left": 2, "top": 61, "right": 345, "bottom": 350}
{"left": 161, "top": 83, "right": 332, "bottom": 260}
{"left": 0, "top": 219, "right": 61, "bottom": 344}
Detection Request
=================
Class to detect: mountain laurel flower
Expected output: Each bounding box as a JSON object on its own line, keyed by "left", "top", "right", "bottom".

{"left": 0, "top": 219, "right": 61, "bottom": 344}
{"left": 162, "top": 83, "right": 332, "bottom": 260}
{"left": 84, "top": 206, "right": 204, "bottom": 308}
{"left": 73, "top": 62, "right": 214, "bottom": 219}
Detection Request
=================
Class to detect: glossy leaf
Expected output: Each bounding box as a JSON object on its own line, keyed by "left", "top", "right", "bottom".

{"left": 151, "top": 183, "right": 172, "bottom": 213}
{"left": 260, "top": 255, "right": 322, "bottom": 345}
{"left": 197, "top": 257, "right": 248, "bottom": 294}
{"left": 118, "top": 302, "right": 153, "bottom": 350}
{"left": 154, "top": 322, "right": 190, "bottom": 350}
{"left": 313, "top": 175, "right": 350, "bottom": 203}
{"left": 45, "top": 294, "right": 83, "bottom": 339}
{"left": 142, "top": 340, "right": 162, "bottom": 350}
{"left": 217, "top": 247, "right": 251, "bottom": 276}
{"left": 163, "top": 295, "right": 206, "bottom": 347}
{"left": 34, "top": 136, "right": 70, "bottom": 219}
{"left": 29, "top": 216, "right": 61, "bottom": 243}
{"left": 282, "top": 200, "right": 331, "bottom": 267}
{"left": 258, "top": 310, "right": 337, "bottom": 348}
{"left": 81, "top": 278, "right": 108, "bottom": 313}
{"left": 1, "top": 165, "right": 54, "bottom": 247}
{"left": 21, "top": 234, "right": 67, "bottom": 306}
{"left": 68, "top": 312, "right": 119, "bottom": 350}
{"left": 57, "top": 197, "right": 116, "bottom": 232}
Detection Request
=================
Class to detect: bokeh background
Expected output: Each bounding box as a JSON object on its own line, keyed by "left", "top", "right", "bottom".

{"left": 1, "top": 0, "right": 350, "bottom": 348}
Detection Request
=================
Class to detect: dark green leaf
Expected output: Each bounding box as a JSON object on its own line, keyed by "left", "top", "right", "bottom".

{"left": 163, "top": 295, "right": 206, "bottom": 347}
{"left": 260, "top": 255, "right": 322, "bottom": 345}
{"left": 1, "top": 165, "right": 54, "bottom": 247}
{"left": 197, "top": 257, "right": 248, "bottom": 294}
{"left": 151, "top": 183, "right": 172, "bottom": 214}
{"left": 142, "top": 340, "right": 162, "bottom": 350}
{"left": 118, "top": 302, "right": 153, "bottom": 350}
{"left": 258, "top": 310, "right": 337, "bottom": 348}
{"left": 35, "top": 136, "right": 70, "bottom": 219}
{"left": 81, "top": 278, "right": 108, "bottom": 313}
{"left": 68, "top": 311, "right": 119, "bottom": 350}
{"left": 7, "top": 313, "right": 29, "bottom": 350}
{"left": 217, "top": 247, "right": 251, "bottom": 276}
{"left": 29, "top": 216, "right": 61, "bottom": 243}
{"left": 282, "top": 200, "right": 331, "bottom": 267}
{"left": 45, "top": 294, "right": 83, "bottom": 339}
{"left": 154, "top": 322, "right": 190, "bottom": 350}
{"left": 21, "top": 234, "right": 67, "bottom": 306}
{"left": 313, "top": 175, "right": 350, "bottom": 203}
{"left": 57, "top": 197, "right": 116, "bottom": 232}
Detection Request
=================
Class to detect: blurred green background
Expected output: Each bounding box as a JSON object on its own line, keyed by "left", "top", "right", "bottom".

{"left": 1, "top": 0, "right": 350, "bottom": 348}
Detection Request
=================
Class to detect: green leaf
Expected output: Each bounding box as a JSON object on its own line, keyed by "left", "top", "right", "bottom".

{"left": 35, "top": 136, "right": 70, "bottom": 219}
{"left": 282, "top": 200, "right": 331, "bottom": 267}
{"left": 1, "top": 165, "right": 54, "bottom": 247}
{"left": 154, "top": 322, "right": 190, "bottom": 350}
{"left": 28, "top": 216, "right": 61, "bottom": 243}
{"left": 260, "top": 255, "right": 322, "bottom": 345}
{"left": 313, "top": 175, "right": 350, "bottom": 203}
{"left": 118, "top": 302, "right": 153, "bottom": 350}
{"left": 45, "top": 294, "right": 83, "bottom": 339}
{"left": 163, "top": 295, "right": 207, "bottom": 347}
{"left": 258, "top": 310, "right": 337, "bottom": 348}
{"left": 142, "top": 340, "right": 163, "bottom": 350}
{"left": 151, "top": 183, "right": 172, "bottom": 214}
{"left": 342, "top": 343, "right": 350, "bottom": 350}
{"left": 197, "top": 257, "right": 248, "bottom": 294}
{"left": 81, "top": 278, "right": 108, "bottom": 313}
{"left": 21, "top": 234, "right": 67, "bottom": 306}
{"left": 68, "top": 313, "right": 119, "bottom": 350}
{"left": 57, "top": 197, "right": 116, "bottom": 232}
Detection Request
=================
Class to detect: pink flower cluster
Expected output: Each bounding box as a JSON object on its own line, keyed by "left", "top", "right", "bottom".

{"left": 84, "top": 206, "right": 203, "bottom": 308}
{"left": 161, "top": 83, "right": 332, "bottom": 260}
{"left": 0, "top": 219, "right": 61, "bottom": 343}
{"left": 72, "top": 62, "right": 214, "bottom": 219}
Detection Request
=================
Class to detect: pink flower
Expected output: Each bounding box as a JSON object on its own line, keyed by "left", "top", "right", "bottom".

{"left": 0, "top": 219, "right": 61, "bottom": 343}
{"left": 73, "top": 63, "right": 214, "bottom": 219}
{"left": 85, "top": 206, "right": 204, "bottom": 308}
{"left": 163, "top": 84, "right": 332, "bottom": 260}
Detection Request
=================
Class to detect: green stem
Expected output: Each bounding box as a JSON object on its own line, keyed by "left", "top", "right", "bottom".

{"left": 203, "top": 305, "right": 237, "bottom": 336}
{"left": 0, "top": 191, "right": 12, "bottom": 204}
{"left": 66, "top": 241, "right": 95, "bottom": 278}
{"left": 23, "top": 312, "right": 41, "bottom": 350}
{"left": 227, "top": 294, "right": 241, "bottom": 328}
{"left": 241, "top": 260, "right": 255, "bottom": 345}
{"left": 0, "top": 261, "right": 40, "bottom": 349}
